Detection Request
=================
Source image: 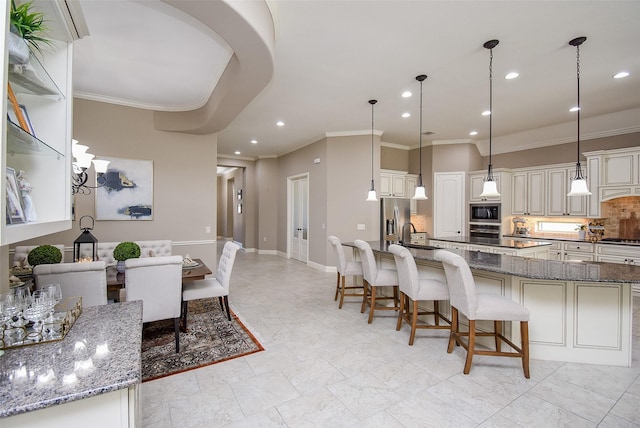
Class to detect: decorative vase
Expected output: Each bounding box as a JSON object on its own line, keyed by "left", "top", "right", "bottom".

{"left": 578, "top": 230, "right": 586, "bottom": 240}
{"left": 116, "top": 260, "right": 126, "bottom": 273}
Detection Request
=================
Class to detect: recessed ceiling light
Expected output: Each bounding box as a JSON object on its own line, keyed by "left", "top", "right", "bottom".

{"left": 505, "top": 72, "right": 519, "bottom": 80}
{"left": 402, "top": 91, "right": 412, "bottom": 98}
{"left": 251, "top": 139, "right": 258, "bottom": 144}
{"left": 276, "top": 121, "right": 285, "bottom": 127}
{"left": 235, "top": 151, "right": 241, "bottom": 155}
{"left": 402, "top": 112, "right": 411, "bottom": 118}
{"left": 481, "top": 110, "right": 491, "bottom": 116}
{"left": 469, "top": 131, "right": 478, "bottom": 136}
{"left": 613, "top": 71, "right": 629, "bottom": 79}
{"left": 569, "top": 106, "right": 580, "bottom": 112}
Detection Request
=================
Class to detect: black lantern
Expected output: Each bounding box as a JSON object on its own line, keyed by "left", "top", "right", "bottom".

{"left": 74, "top": 215, "right": 98, "bottom": 262}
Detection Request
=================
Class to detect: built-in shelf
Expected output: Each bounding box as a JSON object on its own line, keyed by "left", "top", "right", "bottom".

{"left": 8, "top": 50, "right": 63, "bottom": 98}
{"left": 6, "top": 120, "right": 64, "bottom": 157}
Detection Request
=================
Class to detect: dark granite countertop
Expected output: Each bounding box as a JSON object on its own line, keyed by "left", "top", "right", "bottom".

{"left": 503, "top": 234, "right": 640, "bottom": 247}
{"left": 347, "top": 241, "right": 640, "bottom": 284}
{"left": 0, "top": 301, "right": 143, "bottom": 418}
{"left": 430, "top": 235, "right": 552, "bottom": 249}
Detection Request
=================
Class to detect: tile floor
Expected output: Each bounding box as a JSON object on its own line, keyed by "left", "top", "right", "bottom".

{"left": 141, "top": 245, "right": 640, "bottom": 427}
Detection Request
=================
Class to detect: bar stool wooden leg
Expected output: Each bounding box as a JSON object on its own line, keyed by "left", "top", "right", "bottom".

{"left": 464, "top": 320, "right": 476, "bottom": 375}
{"left": 368, "top": 286, "right": 377, "bottom": 324}
{"left": 409, "top": 300, "right": 419, "bottom": 346}
{"left": 448, "top": 307, "right": 458, "bottom": 353}
{"left": 334, "top": 272, "right": 340, "bottom": 301}
{"left": 494, "top": 320, "right": 502, "bottom": 352}
{"left": 396, "top": 293, "right": 405, "bottom": 331}
{"left": 521, "top": 321, "right": 530, "bottom": 379}
{"left": 361, "top": 281, "right": 369, "bottom": 313}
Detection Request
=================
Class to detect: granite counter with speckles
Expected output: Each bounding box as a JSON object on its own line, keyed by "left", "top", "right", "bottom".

{"left": 354, "top": 241, "right": 640, "bottom": 284}
{"left": 0, "top": 301, "right": 142, "bottom": 418}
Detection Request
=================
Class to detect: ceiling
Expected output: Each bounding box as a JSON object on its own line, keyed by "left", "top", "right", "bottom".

{"left": 71, "top": 1, "right": 640, "bottom": 159}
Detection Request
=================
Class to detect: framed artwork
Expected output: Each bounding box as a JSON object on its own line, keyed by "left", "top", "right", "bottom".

{"left": 95, "top": 157, "right": 153, "bottom": 220}
{"left": 6, "top": 167, "right": 26, "bottom": 224}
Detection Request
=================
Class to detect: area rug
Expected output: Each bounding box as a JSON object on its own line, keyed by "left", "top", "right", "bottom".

{"left": 141, "top": 299, "right": 263, "bottom": 382}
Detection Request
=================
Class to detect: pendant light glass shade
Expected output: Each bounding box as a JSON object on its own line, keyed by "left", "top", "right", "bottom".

{"left": 481, "top": 39, "right": 501, "bottom": 198}
{"left": 413, "top": 74, "right": 428, "bottom": 200}
{"left": 480, "top": 179, "right": 500, "bottom": 197}
{"left": 366, "top": 99, "right": 378, "bottom": 202}
{"left": 567, "top": 36, "right": 592, "bottom": 197}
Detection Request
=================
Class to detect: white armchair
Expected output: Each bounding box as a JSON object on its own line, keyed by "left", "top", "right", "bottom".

{"left": 32, "top": 261, "right": 108, "bottom": 307}
{"left": 121, "top": 255, "right": 183, "bottom": 352}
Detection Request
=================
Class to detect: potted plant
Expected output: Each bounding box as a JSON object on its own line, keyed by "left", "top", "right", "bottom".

{"left": 576, "top": 224, "right": 587, "bottom": 240}
{"left": 113, "top": 241, "right": 141, "bottom": 272}
{"left": 10, "top": 0, "right": 53, "bottom": 59}
{"left": 27, "top": 244, "right": 62, "bottom": 266}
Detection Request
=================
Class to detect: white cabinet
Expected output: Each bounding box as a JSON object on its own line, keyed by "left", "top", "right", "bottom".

{"left": 512, "top": 169, "right": 545, "bottom": 216}
{"left": 410, "top": 232, "right": 426, "bottom": 245}
{"left": 2, "top": 1, "right": 74, "bottom": 246}
{"left": 469, "top": 171, "right": 509, "bottom": 202}
{"left": 562, "top": 242, "right": 594, "bottom": 261}
{"left": 547, "top": 166, "right": 587, "bottom": 217}
{"left": 602, "top": 152, "right": 636, "bottom": 186}
{"left": 585, "top": 147, "right": 640, "bottom": 207}
{"left": 380, "top": 170, "right": 407, "bottom": 197}
{"left": 405, "top": 174, "right": 418, "bottom": 213}
{"left": 596, "top": 244, "right": 639, "bottom": 265}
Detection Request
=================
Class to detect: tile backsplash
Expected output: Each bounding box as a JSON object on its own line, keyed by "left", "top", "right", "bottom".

{"left": 602, "top": 196, "right": 640, "bottom": 239}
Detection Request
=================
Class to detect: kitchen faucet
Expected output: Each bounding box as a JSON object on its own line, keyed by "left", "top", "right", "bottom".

{"left": 401, "top": 222, "right": 417, "bottom": 244}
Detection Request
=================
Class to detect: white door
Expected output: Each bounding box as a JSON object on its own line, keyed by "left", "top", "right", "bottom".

{"left": 434, "top": 172, "right": 465, "bottom": 237}
{"left": 289, "top": 175, "right": 309, "bottom": 262}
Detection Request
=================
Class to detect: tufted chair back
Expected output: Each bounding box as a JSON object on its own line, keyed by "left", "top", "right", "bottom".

{"left": 434, "top": 249, "right": 477, "bottom": 319}
{"left": 80, "top": 240, "right": 172, "bottom": 266}
{"left": 33, "top": 261, "right": 107, "bottom": 307}
{"left": 216, "top": 241, "right": 242, "bottom": 292}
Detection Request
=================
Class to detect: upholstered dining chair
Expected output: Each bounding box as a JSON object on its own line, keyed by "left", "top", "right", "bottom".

{"left": 33, "top": 261, "right": 108, "bottom": 307}
{"left": 120, "top": 255, "right": 183, "bottom": 353}
{"left": 328, "top": 236, "right": 364, "bottom": 309}
{"left": 434, "top": 249, "right": 530, "bottom": 378}
{"left": 181, "top": 241, "right": 242, "bottom": 327}
{"left": 389, "top": 244, "right": 451, "bottom": 345}
{"left": 354, "top": 239, "right": 399, "bottom": 324}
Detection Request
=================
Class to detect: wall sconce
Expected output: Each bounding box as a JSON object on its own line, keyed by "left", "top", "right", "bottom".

{"left": 72, "top": 139, "right": 110, "bottom": 194}
{"left": 73, "top": 215, "right": 98, "bottom": 262}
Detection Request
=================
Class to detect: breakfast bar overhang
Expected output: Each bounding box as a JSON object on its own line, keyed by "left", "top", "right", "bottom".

{"left": 351, "top": 241, "right": 638, "bottom": 367}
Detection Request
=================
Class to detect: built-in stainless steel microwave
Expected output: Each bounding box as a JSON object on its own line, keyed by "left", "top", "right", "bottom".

{"left": 470, "top": 203, "right": 501, "bottom": 223}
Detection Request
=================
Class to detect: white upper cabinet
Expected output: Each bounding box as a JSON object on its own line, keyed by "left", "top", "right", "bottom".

{"left": 2, "top": 0, "right": 75, "bottom": 245}
{"left": 511, "top": 169, "right": 545, "bottom": 216}
{"left": 585, "top": 147, "right": 640, "bottom": 207}
{"left": 547, "top": 166, "right": 587, "bottom": 217}
{"left": 380, "top": 170, "right": 407, "bottom": 197}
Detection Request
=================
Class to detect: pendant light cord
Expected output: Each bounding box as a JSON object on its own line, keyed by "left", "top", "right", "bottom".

{"left": 575, "top": 42, "right": 582, "bottom": 178}
{"left": 369, "top": 99, "right": 377, "bottom": 190}
{"left": 488, "top": 45, "right": 494, "bottom": 181}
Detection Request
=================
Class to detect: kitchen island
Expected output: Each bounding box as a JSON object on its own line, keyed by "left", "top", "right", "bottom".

{"left": 0, "top": 301, "right": 143, "bottom": 427}
{"left": 427, "top": 235, "right": 552, "bottom": 258}
{"left": 351, "top": 241, "right": 638, "bottom": 366}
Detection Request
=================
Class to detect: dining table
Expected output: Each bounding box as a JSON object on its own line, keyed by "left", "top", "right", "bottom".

{"left": 106, "top": 258, "right": 212, "bottom": 295}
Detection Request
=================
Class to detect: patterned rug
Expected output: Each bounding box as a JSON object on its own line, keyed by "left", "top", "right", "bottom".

{"left": 141, "top": 299, "right": 263, "bottom": 382}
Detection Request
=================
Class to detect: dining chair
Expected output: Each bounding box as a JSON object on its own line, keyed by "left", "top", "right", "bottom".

{"left": 33, "top": 261, "right": 108, "bottom": 307}
{"left": 121, "top": 255, "right": 183, "bottom": 353}
{"left": 389, "top": 244, "right": 451, "bottom": 345}
{"left": 328, "top": 236, "right": 364, "bottom": 309}
{"left": 354, "top": 239, "right": 399, "bottom": 323}
{"left": 434, "top": 249, "right": 530, "bottom": 378}
{"left": 181, "top": 241, "right": 242, "bottom": 327}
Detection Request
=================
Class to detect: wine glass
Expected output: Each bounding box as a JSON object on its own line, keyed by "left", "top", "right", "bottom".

{"left": 24, "top": 290, "right": 54, "bottom": 340}
{"left": 43, "top": 284, "right": 62, "bottom": 337}
{"left": 10, "top": 286, "right": 30, "bottom": 328}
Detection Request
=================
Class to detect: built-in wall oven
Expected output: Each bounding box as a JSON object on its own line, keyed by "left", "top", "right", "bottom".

{"left": 469, "top": 203, "right": 501, "bottom": 239}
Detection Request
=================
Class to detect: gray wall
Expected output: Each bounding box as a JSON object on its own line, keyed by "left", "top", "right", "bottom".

{"left": 14, "top": 98, "right": 219, "bottom": 269}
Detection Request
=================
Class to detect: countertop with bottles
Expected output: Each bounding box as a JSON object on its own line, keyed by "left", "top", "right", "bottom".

{"left": 0, "top": 301, "right": 142, "bottom": 418}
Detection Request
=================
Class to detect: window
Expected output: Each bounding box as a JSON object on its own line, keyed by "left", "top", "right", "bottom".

{"left": 537, "top": 221, "right": 582, "bottom": 233}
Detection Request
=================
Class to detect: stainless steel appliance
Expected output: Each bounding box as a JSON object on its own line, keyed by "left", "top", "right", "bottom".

{"left": 470, "top": 203, "right": 501, "bottom": 223}
{"left": 380, "top": 198, "right": 411, "bottom": 243}
{"left": 469, "top": 223, "right": 500, "bottom": 239}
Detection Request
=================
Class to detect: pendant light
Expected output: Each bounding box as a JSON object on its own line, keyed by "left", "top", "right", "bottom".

{"left": 412, "top": 74, "right": 428, "bottom": 200}
{"left": 567, "top": 36, "right": 592, "bottom": 197}
{"left": 479, "top": 39, "right": 501, "bottom": 198}
{"left": 366, "top": 99, "right": 378, "bottom": 202}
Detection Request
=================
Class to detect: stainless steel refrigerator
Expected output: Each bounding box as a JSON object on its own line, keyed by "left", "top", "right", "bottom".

{"left": 380, "top": 198, "right": 411, "bottom": 244}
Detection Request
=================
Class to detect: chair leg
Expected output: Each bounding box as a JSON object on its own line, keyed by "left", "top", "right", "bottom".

{"left": 218, "top": 296, "right": 224, "bottom": 312}
{"left": 521, "top": 321, "right": 530, "bottom": 379}
{"left": 393, "top": 286, "right": 399, "bottom": 309}
{"left": 396, "top": 293, "right": 405, "bottom": 331}
{"left": 174, "top": 317, "right": 180, "bottom": 353}
{"left": 448, "top": 307, "right": 458, "bottom": 353}
{"left": 434, "top": 301, "right": 440, "bottom": 326}
{"left": 338, "top": 275, "right": 346, "bottom": 309}
{"left": 463, "top": 320, "right": 476, "bottom": 374}
{"left": 334, "top": 272, "right": 340, "bottom": 301}
{"left": 181, "top": 300, "right": 189, "bottom": 330}
{"left": 494, "top": 320, "right": 502, "bottom": 352}
{"left": 368, "top": 286, "right": 377, "bottom": 324}
{"left": 361, "top": 281, "right": 369, "bottom": 313}
{"left": 223, "top": 296, "right": 231, "bottom": 321}
{"left": 409, "top": 300, "right": 418, "bottom": 346}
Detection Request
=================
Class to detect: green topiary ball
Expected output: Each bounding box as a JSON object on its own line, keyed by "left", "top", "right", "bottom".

{"left": 28, "top": 245, "right": 62, "bottom": 266}
{"left": 113, "top": 241, "right": 141, "bottom": 262}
